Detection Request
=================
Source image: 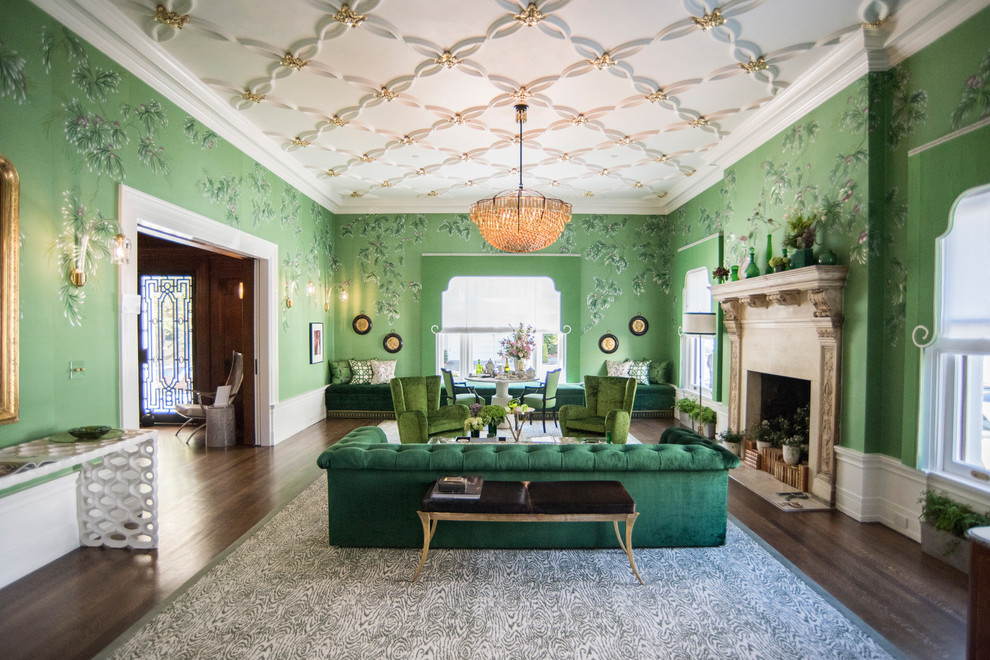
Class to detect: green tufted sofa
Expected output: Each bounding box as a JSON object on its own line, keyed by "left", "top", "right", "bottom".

{"left": 316, "top": 425, "right": 739, "bottom": 549}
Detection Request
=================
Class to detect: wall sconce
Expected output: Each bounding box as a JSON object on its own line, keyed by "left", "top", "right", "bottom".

{"left": 65, "top": 224, "right": 120, "bottom": 288}
{"left": 285, "top": 281, "right": 296, "bottom": 308}
{"left": 306, "top": 280, "right": 315, "bottom": 296}
{"left": 110, "top": 233, "right": 131, "bottom": 265}
{"left": 335, "top": 279, "right": 351, "bottom": 304}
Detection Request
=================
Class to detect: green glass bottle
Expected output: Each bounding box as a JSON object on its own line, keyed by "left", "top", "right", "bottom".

{"left": 744, "top": 247, "right": 761, "bottom": 278}
{"left": 606, "top": 431, "right": 612, "bottom": 444}
{"left": 764, "top": 234, "right": 774, "bottom": 275}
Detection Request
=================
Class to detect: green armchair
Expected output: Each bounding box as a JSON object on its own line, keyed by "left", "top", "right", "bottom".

{"left": 441, "top": 368, "right": 481, "bottom": 406}
{"left": 559, "top": 376, "right": 637, "bottom": 444}
{"left": 390, "top": 376, "right": 470, "bottom": 444}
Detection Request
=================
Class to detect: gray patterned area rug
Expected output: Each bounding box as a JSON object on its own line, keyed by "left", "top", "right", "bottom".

{"left": 98, "top": 476, "right": 901, "bottom": 660}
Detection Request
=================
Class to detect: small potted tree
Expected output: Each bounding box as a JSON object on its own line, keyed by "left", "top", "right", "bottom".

{"left": 718, "top": 428, "right": 745, "bottom": 456}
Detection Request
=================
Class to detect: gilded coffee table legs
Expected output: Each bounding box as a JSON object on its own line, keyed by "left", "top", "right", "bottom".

{"left": 411, "top": 511, "right": 435, "bottom": 583}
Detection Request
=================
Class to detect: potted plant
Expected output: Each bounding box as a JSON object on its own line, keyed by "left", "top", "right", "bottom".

{"left": 718, "top": 428, "right": 745, "bottom": 456}
{"left": 464, "top": 416, "right": 484, "bottom": 437}
{"left": 919, "top": 490, "right": 990, "bottom": 573}
{"left": 750, "top": 420, "right": 775, "bottom": 450}
{"left": 781, "top": 435, "right": 805, "bottom": 465}
{"left": 783, "top": 211, "right": 818, "bottom": 268}
{"left": 479, "top": 404, "right": 507, "bottom": 436}
{"left": 675, "top": 397, "right": 699, "bottom": 427}
{"left": 692, "top": 405, "right": 717, "bottom": 439}
{"left": 768, "top": 256, "right": 789, "bottom": 272}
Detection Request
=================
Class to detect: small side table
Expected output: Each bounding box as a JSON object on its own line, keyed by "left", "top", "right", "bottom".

{"left": 205, "top": 405, "right": 236, "bottom": 447}
{"left": 507, "top": 409, "right": 531, "bottom": 442}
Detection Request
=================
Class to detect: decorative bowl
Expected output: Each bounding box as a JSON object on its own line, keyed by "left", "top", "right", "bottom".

{"left": 67, "top": 425, "right": 112, "bottom": 440}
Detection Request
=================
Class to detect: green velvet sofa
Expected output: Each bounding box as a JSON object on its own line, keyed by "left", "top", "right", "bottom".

{"left": 324, "top": 380, "right": 675, "bottom": 418}
{"left": 316, "top": 425, "right": 739, "bottom": 549}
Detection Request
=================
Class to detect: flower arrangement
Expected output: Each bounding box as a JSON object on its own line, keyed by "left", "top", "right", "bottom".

{"left": 498, "top": 323, "right": 536, "bottom": 362}
{"left": 469, "top": 402, "right": 483, "bottom": 417}
{"left": 768, "top": 256, "right": 789, "bottom": 270}
{"left": 712, "top": 265, "right": 730, "bottom": 282}
{"left": 464, "top": 417, "right": 485, "bottom": 432}
{"left": 783, "top": 211, "right": 820, "bottom": 250}
{"left": 479, "top": 405, "right": 507, "bottom": 425}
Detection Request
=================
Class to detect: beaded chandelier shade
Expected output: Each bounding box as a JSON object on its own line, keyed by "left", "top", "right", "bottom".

{"left": 470, "top": 104, "right": 571, "bottom": 253}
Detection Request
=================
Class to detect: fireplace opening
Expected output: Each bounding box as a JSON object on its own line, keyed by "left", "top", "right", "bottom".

{"left": 759, "top": 373, "right": 810, "bottom": 426}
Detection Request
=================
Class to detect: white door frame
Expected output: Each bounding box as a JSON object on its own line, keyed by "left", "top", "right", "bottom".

{"left": 117, "top": 185, "right": 279, "bottom": 445}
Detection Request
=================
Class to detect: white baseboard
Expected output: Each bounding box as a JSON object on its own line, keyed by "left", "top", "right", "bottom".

{"left": 835, "top": 447, "right": 927, "bottom": 541}
{"left": 269, "top": 387, "right": 327, "bottom": 445}
{"left": 0, "top": 474, "right": 79, "bottom": 589}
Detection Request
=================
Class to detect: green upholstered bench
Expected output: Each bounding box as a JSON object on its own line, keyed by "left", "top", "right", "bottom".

{"left": 323, "top": 380, "right": 675, "bottom": 419}
{"left": 316, "top": 425, "right": 739, "bottom": 549}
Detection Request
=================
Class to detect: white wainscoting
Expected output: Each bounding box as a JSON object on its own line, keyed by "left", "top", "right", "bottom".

{"left": 270, "top": 387, "right": 328, "bottom": 445}
{"left": 0, "top": 474, "right": 79, "bottom": 589}
{"left": 835, "top": 446, "right": 928, "bottom": 541}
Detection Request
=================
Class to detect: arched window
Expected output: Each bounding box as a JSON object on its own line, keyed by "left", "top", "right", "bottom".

{"left": 918, "top": 184, "right": 990, "bottom": 490}
{"left": 438, "top": 276, "right": 564, "bottom": 380}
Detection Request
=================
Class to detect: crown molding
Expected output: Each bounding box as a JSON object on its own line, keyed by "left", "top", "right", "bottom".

{"left": 29, "top": 0, "right": 343, "bottom": 212}
{"left": 882, "top": 0, "right": 990, "bottom": 67}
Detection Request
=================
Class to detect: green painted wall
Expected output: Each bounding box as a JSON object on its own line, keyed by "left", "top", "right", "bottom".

{"left": 331, "top": 212, "right": 674, "bottom": 381}
{"left": 0, "top": 0, "right": 335, "bottom": 447}
{"left": 668, "top": 7, "right": 990, "bottom": 463}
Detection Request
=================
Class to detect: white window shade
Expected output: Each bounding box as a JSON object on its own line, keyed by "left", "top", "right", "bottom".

{"left": 442, "top": 276, "right": 560, "bottom": 332}
{"left": 939, "top": 188, "right": 990, "bottom": 341}
{"left": 683, "top": 268, "right": 713, "bottom": 313}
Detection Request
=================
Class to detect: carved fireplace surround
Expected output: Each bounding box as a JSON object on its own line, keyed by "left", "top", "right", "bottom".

{"left": 711, "top": 266, "right": 848, "bottom": 504}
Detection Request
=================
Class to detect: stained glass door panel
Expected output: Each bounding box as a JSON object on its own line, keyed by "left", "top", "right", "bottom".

{"left": 140, "top": 275, "right": 194, "bottom": 417}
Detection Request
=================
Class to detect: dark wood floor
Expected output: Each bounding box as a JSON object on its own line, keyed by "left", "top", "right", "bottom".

{"left": 0, "top": 418, "right": 969, "bottom": 660}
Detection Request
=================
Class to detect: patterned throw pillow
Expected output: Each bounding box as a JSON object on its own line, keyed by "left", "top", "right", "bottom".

{"left": 369, "top": 359, "right": 397, "bottom": 384}
{"left": 628, "top": 360, "right": 651, "bottom": 385}
{"left": 330, "top": 360, "right": 352, "bottom": 385}
{"left": 605, "top": 359, "right": 631, "bottom": 377}
{"left": 349, "top": 359, "right": 373, "bottom": 385}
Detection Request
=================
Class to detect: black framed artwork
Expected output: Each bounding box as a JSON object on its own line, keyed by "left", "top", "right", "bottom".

{"left": 383, "top": 332, "right": 403, "bottom": 354}
{"left": 629, "top": 315, "right": 649, "bottom": 336}
{"left": 598, "top": 333, "right": 618, "bottom": 354}
{"left": 352, "top": 314, "right": 372, "bottom": 335}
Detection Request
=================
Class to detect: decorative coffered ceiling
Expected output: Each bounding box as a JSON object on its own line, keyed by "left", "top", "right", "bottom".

{"left": 38, "top": 0, "right": 944, "bottom": 214}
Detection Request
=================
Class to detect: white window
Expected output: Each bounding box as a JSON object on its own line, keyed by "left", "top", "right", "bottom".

{"left": 919, "top": 184, "right": 990, "bottom": 491}
{"left": 681, "top": 267, "right": 715, "bottom": 398}
{"left": 437, "top": 276, "right": 564, "bottom": 381}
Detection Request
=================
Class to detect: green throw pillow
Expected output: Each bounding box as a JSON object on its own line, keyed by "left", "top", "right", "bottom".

{"left": 349, "top": 359, "right": 373, "bottom": 384}
{"left": 649, "top": 360, "right": 672, "bottom": 384}
{"left": 330, "top": 360, "right": 352, "bottom": 384}
{"left": 628, "top": 360, "right": 651, "bottom": 385}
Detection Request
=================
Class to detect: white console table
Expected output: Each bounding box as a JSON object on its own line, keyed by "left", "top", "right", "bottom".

{"left": 0, "top": 429, "right": 158, "bottom": 550}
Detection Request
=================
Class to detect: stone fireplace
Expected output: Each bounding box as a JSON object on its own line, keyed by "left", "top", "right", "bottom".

{"left": 711, "top": 266, "right": 848, "bottom": 504}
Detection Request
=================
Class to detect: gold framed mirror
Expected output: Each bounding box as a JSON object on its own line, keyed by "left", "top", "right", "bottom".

{"left": 0, "top": 155, "right": 19, "bottom": 425}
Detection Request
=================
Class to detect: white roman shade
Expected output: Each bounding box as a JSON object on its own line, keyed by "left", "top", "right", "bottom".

{"left": 938, "top": 186, "right": 990, "bottom": 342}
{"left": 441, "top": 276, "right": 560, "bottom": 333}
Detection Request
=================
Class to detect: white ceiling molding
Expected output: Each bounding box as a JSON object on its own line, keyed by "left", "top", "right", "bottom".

{"left": 29, "top": 0, "right": 989, "bottom": 219}
{"left": 29, "top": 0, "right": 343, "bottom": 212}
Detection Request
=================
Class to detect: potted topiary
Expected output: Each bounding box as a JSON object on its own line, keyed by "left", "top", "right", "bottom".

{"left": 919, "top": 490, "right": 990, "bottom": 573}
{"left": 718, "top": 428, "right": 744, "bottom": 456}
{"left": 781, "top": 435, "right": 805, "bottom": 465}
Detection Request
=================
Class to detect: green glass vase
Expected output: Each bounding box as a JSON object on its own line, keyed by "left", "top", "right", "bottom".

{"left": 744, "top": 247, "right": 761, "bottom": 278}
{"left": 764, "top": 234, "right": 774, "bottom": 275}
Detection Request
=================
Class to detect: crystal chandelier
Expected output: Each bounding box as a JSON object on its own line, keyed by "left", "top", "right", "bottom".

{"left": 469, "top": 104, "right": 571, "bottom": 252}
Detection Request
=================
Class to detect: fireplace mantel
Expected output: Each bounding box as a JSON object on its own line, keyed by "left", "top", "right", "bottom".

{"left": 711, "top": 266, "right": 848, "bottom": 504}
